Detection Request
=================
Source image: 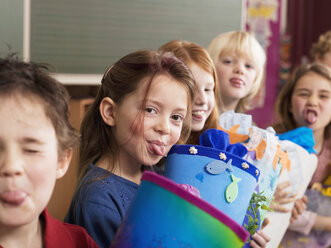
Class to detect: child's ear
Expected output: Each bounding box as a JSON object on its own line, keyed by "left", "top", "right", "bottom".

{"left": 99, "top": 97, "right": 117, "bottom": 126}
{"left": 56, "top": 149, "right": 73, "bottom": 179}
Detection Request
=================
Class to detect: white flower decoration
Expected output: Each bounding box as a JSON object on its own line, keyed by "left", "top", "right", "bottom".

{"left": 219, "top": 152, "right": 227, "bottom": 160}
{"left": 189, "top": 146, "right": 198, "bottom": 154}
{"left": 241, "top": 162, "right": 249, "bottom": 169}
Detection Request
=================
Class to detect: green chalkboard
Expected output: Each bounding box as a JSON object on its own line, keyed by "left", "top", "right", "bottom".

{"left": 0, "top": 0, "right": 23, "bottom": 58}
{"left": 31, "top": 0, "right": 242, "bottom": 74}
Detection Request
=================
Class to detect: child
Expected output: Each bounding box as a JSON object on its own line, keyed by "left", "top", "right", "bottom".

{"left": 65, "top": 50, "right": 195, "bottom": 248}
{"left": 159, "top": 40, "right": 219, "bottom": 145}
{"left": 311, "top": 30, "right": 331, "bottom": 68}
{"left": 0, "top": 55, "right": 98, "bottom": 247}
{"left": 207, "top": 30, "right": 266, "bottom": 114}
{"left": 207, "top": 32, "right": 271, "bottom": 248}
{"left": 274, "top": 63, "right": 331, "bottom": 247}
{"left": 159, "top": 39, "right": 270, "bottom": 248}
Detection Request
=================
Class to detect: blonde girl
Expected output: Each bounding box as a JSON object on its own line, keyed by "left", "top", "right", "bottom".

{"left": 207, "top": 31, "right": 266, "bottom": 114}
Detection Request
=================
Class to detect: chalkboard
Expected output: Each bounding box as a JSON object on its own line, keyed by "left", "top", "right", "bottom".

{"left": 0, "top": 0, "right": 23, "bottom": 58}
{"left": 30, "top": 0, "right": 242, "bottom": 74}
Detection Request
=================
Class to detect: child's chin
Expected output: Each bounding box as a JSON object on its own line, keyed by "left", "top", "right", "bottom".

{"left": 1, "top": 211, "right": 35, "bottom": 227}
{"left": 143, "top": 156, "right": 163, "bottom": 166}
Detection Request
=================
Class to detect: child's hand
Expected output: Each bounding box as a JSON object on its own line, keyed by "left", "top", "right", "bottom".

{"left": 314, "top": 215, "right": 331, "bottom": 232}
{"left": 270, "top": 181, "right": 296, "bottom": 212}
{"left": 250, "top": 218, "right": 271, "bottom": 248}
{"left": 290, "top": 195, "right": 307, "bottom": 223}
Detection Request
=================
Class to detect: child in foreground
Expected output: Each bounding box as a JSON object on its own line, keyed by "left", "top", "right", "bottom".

{"left": 65, "top": 50, "right": 195, "bottom": 248}
{"left": 0, "top": 55, "right": 98, "bottom": 248}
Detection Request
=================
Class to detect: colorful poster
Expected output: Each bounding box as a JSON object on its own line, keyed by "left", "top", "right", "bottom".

{"left": 245, "top": 0, "right": 281, "bottom": 128}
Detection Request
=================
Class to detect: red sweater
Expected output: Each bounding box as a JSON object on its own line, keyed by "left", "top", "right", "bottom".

{"left": 0, "top": 209, "right": 99, "bottom": 248}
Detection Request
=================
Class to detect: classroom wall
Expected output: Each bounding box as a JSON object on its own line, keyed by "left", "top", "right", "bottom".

{"left": 245, "top": 0, "right": 282, "bottom": 128}
{"left": 30, "top": 0, "right": 243, "bottom": 75}
{"left": 0, "top": 0, "right": 23, "bottom": 58}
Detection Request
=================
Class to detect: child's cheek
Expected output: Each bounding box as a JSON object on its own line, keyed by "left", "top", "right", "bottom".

{"left": 129, "top": 115, "right": 144, "bottom": 136}
{"left": 170, "top": 126, "right": 182, "bottom": 146}
{"left": 27, "top": 154, "right": 58, "bottom": 186}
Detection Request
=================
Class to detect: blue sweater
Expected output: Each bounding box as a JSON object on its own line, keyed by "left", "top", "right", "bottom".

{"left": 65, "top": 164, "right": 139, "bottom": 248}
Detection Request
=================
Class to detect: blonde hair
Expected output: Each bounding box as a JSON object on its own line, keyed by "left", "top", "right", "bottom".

{"left": 311, "top": 30, "right": 331, "bottom": 61}
{"left": 207, "top": 31, "right": 266, "bottom": 113}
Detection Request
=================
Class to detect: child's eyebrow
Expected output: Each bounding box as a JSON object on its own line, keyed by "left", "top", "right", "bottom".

{"left": 319, "top": 89, "right": 331, "bottom": 94}
{"left": 295, "top": 88, "right": 310, "bottom": 92}
{"left": 145, "top": 99, "right": 161, "bottom": 106}
{"left": 147, "top": 99, "right": 187, "bottom": 112}
{"left": 206, "top": 81, "right": 215, "bottom": 87}
{"left": 20, "top": 137, "right": 45, "bottom": 145}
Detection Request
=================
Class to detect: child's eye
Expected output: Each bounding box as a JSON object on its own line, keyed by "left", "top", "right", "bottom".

{"left": 23, "top": 148, "right": 39, "bottom": 154}
{"left": 223, "top": 59, "right": 232, "bottom": 65}
{"left": 245, "top": 63, "right": 254, "bottom": 69}
{"left": 145, "top": 107, "right": 157, "bottom": 115}
{"left": 171, "top": 114, "right": 184, "bottom": 122}
{"left": 320, "top": 94, "right": 330, "bottom": 99}
{"left": 205, "top": 88, "right": 214, "bottom": 92}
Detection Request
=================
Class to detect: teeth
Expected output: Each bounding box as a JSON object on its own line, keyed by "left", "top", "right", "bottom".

{"left": 193, "top": 111, "right": 205, "bottom": 115}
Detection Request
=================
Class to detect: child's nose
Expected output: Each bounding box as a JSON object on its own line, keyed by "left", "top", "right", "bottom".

{"left": 195, "top": 90, "right": 207, "bottom": 105}
{"left": 307, "top": 94, "right": 318, "bottom": 106}
{"left": 0, "top": 151, "right": 24, "bottom": 177}
{"left": 233, "top": 63, "right": 244, "bottom": 75}
{"left": 155, "top": 117, "right": 170, "bottom": 135}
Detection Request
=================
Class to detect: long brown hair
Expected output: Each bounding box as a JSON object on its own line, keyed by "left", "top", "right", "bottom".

{"left": 274, "top": 63, "right": 331, "bottom": 139}
{"left": 159, "top": 40, "right": 219, "bottom": 144}
{"left": 77, "top": 50, "right": 195, "bottom": 183}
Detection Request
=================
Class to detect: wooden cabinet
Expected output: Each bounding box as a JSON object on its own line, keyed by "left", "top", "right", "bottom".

{"left": 47, "top": 98, "right": 94, "bottom": 221}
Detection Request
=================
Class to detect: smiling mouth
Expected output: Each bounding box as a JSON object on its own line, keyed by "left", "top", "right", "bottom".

{"left": 192, "top": 111, "right": 206, "bottom": 120}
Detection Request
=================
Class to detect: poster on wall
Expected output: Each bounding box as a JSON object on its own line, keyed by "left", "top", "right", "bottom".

{"left": 245, "top": 0, "right": 281, "bottom": 128}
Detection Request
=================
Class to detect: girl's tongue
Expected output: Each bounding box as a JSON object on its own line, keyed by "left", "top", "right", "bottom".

{"left": 304, "top": 110, "right": 317, "bottom": 124}
{"left": 150, "top": 143, "right": 166, "bottom": 156}
{"left": 0, "top": 191, "right": 27, "bottom": 205}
